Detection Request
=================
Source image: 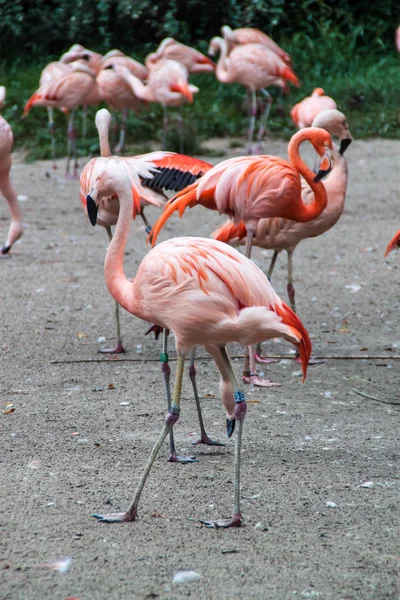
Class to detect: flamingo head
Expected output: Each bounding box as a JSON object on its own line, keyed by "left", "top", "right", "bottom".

{"left": 312, "top": 109, "right": 352, "bottom": 155}
{"left": 208, "top": 36, "right": 223, "bottom": 57}
{"left": 308, "top": 127, "right": 335, "bottom": 182}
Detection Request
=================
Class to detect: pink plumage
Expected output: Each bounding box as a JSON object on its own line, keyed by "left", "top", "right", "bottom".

{"left": 291, "top": 88, "right": 337, "bottom": 129}
{"left": 145, "top": 38, "right": 215, "bottom": 73}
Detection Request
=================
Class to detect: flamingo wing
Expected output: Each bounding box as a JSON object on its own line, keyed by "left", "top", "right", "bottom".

{"left": 140, "top": 153, "right": 213, "bottom": 192}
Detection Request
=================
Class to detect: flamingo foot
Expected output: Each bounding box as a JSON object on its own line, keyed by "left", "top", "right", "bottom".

{"left": 295, "top": 355, "right": 323, "bottom": 366}
{"left": 99, "top": 342, "right": 126, "bottom": 354}
{"left": 168, "top": 452, "right": 198, "bottom": 464}
{"left": 192, "top": 433, "right": 224, "bottom": 447}
{"left": 254, "top": 352, "right": 278, "bottom": 364}
{"left": 201, "top": 513, "right": 243, "bottom": 529}
{"left": 64, "top": 172, "right": 79, "bottom": 180}
{"left": 242, "top": 375, "right": 281, "bottom": 387}
{"left": 0, "top": 246, "right": 11, "bottom": 258}
{"left": 93, "top": 510, "right": 136, "bottom": 523}
{"left": 52, "top": 163, "right": 57, "bottom": 170}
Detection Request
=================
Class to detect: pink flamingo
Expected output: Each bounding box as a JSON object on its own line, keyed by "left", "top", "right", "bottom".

{"left": 221, "top": 25, "right": 292, "bottom": 65}
{"left": 0, "top": 87, "right": 22, "bottom": 256}
{"left": 24, "top": 62, "right": 100, "bottom": 177}
{"left": 213, "top": 110, "right": 352, "bottom": 365}
{"left": 145, "top": 38, "right": 215, "bottom": 73}
{"left": 97, "top": 50, "right": 148, "bottom": 152}
{"left": 109, "top": 59, "right": 198, "bottom": 152}
{"left": 150, "top": 127, "right": 333, "bottom": 386}
{"left": 80, "top": 109, "right": 213, "bottom": 356}
{"left": 37, "top": 46, "right": 103, "bottom": 165}
{"left": 291, "top": 88, "right": 337, "bottom": 129}
{"left": 395, "top": 26, "right": 400, "bottom": 52}
{"left": 208, "top": 36, "right": 299, "bottom": 153}
{"left": 83, "top": 156, "right": 311, "bottom": 526}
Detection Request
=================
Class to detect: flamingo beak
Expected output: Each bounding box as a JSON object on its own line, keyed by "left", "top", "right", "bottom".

{"left": 339, "top": 136, "right": 352, "bottom": 155}
{"left": 314, "top": 148, "right": 334, "bottom": 182}
{"left": 86, "top": 190, "right": 99, "bottom": 226}
{"left": 170, "top": 83, "right": 193, "bottom": 103}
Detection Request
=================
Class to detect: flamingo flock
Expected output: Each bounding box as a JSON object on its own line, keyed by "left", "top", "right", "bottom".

{"left": 1, "top": 24, "right": 399, "bottom": 530}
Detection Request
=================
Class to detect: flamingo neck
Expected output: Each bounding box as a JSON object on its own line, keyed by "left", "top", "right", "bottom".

{"left": 123, "top": 69, "right": 154, "bottom": 102}
{"left": 104, "top": 185, "right": 135, "bottom": 314}
{"left": 288, "top": 133, "right": 328, "bottom": 220}
{"left": 98, "top": 126, "right": 111, "bottom": 157}
{"left": 214, "top": 38, "right": 231, "bottom": 83}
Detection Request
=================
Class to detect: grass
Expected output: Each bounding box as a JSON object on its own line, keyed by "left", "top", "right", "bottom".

{"left": 0, "top": 31, "right": 399, "bottom": 162}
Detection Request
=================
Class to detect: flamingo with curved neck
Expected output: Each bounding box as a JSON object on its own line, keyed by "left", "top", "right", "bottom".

{"left": 85, "top": 156, "right": 311, "bottom": 527}
{"left": 209, "top": 36, "right": 298, "bottom": 153}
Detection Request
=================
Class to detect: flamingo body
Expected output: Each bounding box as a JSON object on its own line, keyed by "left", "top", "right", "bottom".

{"left": 145, "top": 38, "right": 215, "bottom": 73}
{"left": 221, "top": 25, "right": 292, "bottom": 65}
{"left": 291, "top": 88, "right": 337, "bottom": 129}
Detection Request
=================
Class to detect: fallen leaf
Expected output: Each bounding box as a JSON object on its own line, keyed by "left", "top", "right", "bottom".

{"left": 151, "top": 511, "right": 166, "bottom": 518}
{"left": 107, "top": 383, "right": 115, "bottom": 390}
{"left": 77, "top": 332, "right": 88, "bottom": 339}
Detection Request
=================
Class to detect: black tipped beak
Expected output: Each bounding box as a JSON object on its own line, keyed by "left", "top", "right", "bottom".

{"left": 314, "top": 169, "right": 330, "bottom": 182}
{"left": 86, "top": 194, "right": 98, "bottom": 226}
{"left": 226, "top": 418, "right": 236, "bottom": 438}
{"left": 339, "top": 137, "right": 352, "bottom": 155}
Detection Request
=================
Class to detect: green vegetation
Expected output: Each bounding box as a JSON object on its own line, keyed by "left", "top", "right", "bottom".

{"left": 0, "top": 0, "right": 399, "bottom": 159}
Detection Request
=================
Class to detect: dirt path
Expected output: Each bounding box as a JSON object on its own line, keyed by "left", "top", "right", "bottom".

{"left": 1, "top": 138, "right": 399, "bottom": 599}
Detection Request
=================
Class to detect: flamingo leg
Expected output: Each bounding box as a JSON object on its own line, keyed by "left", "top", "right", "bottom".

{"left": 160, "top": 329, "right": 196, "bottom": 463}
{"left": 257, "top": 89, "right": 272, "bottom": 148}
{"left": 243, "top": 224, "right": 279, "bottom": 385}
{"left": 0, "top": 178, "right": 23, "bottom": 257}
{"left": 97, "top": 228, "right": 126, "bottom": 354}
{"left": 178, "top": 105, "right": 184, "bottom": 154}
{"left": 247, "top": 90, "right": 257, "bottom": 155}
{"left": 287, "top": 250, "right": 296, "bottom": 313}
{"left": 201, "top": 345, "right": 245, "bottom": 528}
{"left": 93, "top": 354, "right": 186, "bottom": 523}
{"left": 140, "top": 208, "right": 153, "bottom": 235}
{"left": 114, "top": 109, "right": 128, "bottom": 154}
{"left": 162, "top": 105, "right": 168, "bottom": 150}
{"left": 48, "top": 108, "right": 57, "bottom": 170}
{"left": 190, "top": 348, "right": 224, "bottom": 447}
{"left": 254, "top": 250, "right": 280, "bottom": 364}
{"left": 65, "top": 110, "right": 77, "bottom": 178}
{"left": 82, "top": 105, "right": 87, "bottom": 140}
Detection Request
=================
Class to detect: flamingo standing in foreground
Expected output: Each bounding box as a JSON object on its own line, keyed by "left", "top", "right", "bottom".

{"left": 84, "top": 157, "right": 311, "bottom": 526}
{"left": 145, "top": 38, "right": 215, "bottom": 73}
{"left": 208, "top": 36, "right": 299, "bottom": 154}
{"left": 150, "top": 127, "right": 333, "bottom": 386}
{"left": 0, "top": 87, "right": 22, "bottom": 256}
{"left": 97, "top": 50, "right": 148, "bottom": 152}
{"left": 213, "top": 109, "right": 352, "bottom": 366}
{"left": 110, "top": 59, "right": 198, "bottom": 152}
{"left": 221, "top": 25, "right": 292, "bottom": 65}
{"left": 80, "top": 108, "right": 213, "bottom": 355}
{"left": 24, "top": 63, "right": 100, "bottom": 177}
{"left": 291, "top": 88, "right": 337, "bottom": 129}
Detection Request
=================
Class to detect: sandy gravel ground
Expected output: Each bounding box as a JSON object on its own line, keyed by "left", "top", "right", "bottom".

{"left": 1, "top": 137, "right": 399, "bottom": 600}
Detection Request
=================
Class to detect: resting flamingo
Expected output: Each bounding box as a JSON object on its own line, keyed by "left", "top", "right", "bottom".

{"left": 150, "top": 127, "right": 333, "bottom": 385}
{"left": 213, "top": 110, "right": 352, "bottom": 367}
{"left": 109, "top": 59, "right": 198, "bottom": 152}
{"left": 80, "top": 108, "right": 213, "bottom": 355}
{"left": 97, "top": 50, "right": 148, "bottom": 152}
{"left": 145, "top": 38, "right": 215, "bottom": 73}
{"left": 0, "top": 87, "right": 22, "bottom": 256}
{"left": 83, "top": 156, "right": 311, "bottom": 526}
{"left": 208, "top": 36, "right": 299, "bottom": 154}
{"left": 291, "top": 88, "right": 337, "bottom": 129}
{"left": 24, "top": 63, "right": 100, "bottom": 177}
{"left": 221, "top": 25, "right": 292, "bottom": 65}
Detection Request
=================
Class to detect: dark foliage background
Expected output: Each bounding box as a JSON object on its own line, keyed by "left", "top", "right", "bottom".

{"left": 0, "top": 0, "right": 399, "bottom": 158}
{"left": 1, "top": 0, "right": 399, "bottom": 61}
